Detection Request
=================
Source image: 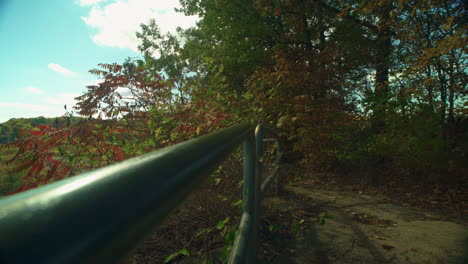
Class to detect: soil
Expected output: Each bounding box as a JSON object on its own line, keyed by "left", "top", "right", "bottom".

{"left": 259, "top": 182, "right": 468, "bottom": 264}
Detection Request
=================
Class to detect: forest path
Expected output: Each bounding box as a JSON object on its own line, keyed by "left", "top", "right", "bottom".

{"left": 262, "top": 182, "right": 468, "bottom": 264}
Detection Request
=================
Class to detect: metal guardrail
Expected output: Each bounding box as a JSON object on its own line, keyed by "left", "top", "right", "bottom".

{"left": 227, "top": 124, "right": 282, "bottom": 264}
{"left": 0, "top": 123, "right": 281, "bottom": 264}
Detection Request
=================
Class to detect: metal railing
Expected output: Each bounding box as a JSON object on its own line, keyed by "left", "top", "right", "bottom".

{"left": 0, "top": 123, "right": 281, "bottom": 264}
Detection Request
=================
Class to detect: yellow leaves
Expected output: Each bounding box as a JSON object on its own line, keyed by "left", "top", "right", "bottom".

{"left": 243, "top": 92, "right": 253, "bottom": 100}
{"left": 277, "top": 114, "right": 298, "bottom": 128}
{"left": 154, "top": 127, "right": 162, "bottom": 140}
{"left": 276, "top": 115, "right": 288, "bottom": 128}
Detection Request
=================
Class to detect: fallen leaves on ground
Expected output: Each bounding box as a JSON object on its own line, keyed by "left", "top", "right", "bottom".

{"left": 341, "top": 210, "right": 397, "bottom": 227}
{"left": 297, "top": 173, "right": 466, "bottom": 219}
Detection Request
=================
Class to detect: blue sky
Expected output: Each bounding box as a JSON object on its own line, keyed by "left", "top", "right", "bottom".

{"left": 0, "top": 0, "right": 197, "bottom": 123}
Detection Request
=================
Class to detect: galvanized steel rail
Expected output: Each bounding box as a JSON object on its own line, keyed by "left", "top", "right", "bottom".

{"left": 0, "top": 123, "right": 281, "bottom": 264}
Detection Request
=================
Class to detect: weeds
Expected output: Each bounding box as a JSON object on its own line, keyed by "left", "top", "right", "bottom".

{"left": 131, "top": 151, "right": 244, "bottom": 264}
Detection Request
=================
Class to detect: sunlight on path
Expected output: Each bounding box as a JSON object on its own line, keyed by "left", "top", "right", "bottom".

{"left": 265, "top": 184, "right": 468, "bottom": 264}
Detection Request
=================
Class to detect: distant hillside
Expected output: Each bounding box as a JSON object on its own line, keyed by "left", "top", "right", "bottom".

{"left": 0, "top": 116, "right": 83, "bottom": 144}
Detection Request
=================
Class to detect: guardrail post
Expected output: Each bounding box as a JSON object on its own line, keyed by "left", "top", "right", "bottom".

{"left": 243, "top": 134, "right": 256, "bottom": 264}
{"left": 229, "top": 125, "right": 281, "bottom": 264}
{"left": 273, "top": 136, "right": 282, "bottom": 196}
{"left": 253, "top": 124, "right": 265, "bottom": 262}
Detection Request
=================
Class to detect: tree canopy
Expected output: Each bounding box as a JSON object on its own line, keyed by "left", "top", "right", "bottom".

{"left": 3, "top": 0, "right": 467, "bottom": 193}
{"left": 1, "top": 2, "right": 466, "bottom": 263}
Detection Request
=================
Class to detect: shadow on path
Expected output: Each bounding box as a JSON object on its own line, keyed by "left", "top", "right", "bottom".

{"left": 259, "top": 182, "right": 468, "bottom": 264}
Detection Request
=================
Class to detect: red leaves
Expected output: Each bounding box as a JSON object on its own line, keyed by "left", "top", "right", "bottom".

{"left": 4, "top": 58, "right": 235, "bottom": 195}
{"left": 30, "top": 130, "right": 43, "bottom": 136}
{"left": 111, "top": 146, "right": 125, "bottom": 162}
{"left": 76, "top": 61, "right": 169, "bottom": 120}
{"left": 58, "top": 167, "right": 70, "bottom": 179}
{"left": 5, "top": 123, "right": 75, "bottom": 193}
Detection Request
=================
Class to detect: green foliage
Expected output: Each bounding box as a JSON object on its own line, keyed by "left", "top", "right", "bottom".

{"left": 4, "top": 57, "right": 236, "bottom": 193}
{"left": 329, "top": 97, "right": 465, "bottom": 184}
{"left": 316, "top": 212, "right": 333, "bottom": 226}
{"left": 6, "top": 0, "right": 465, "bottom": 194}
{"left": 219, "top": 224, "right": 237, "bottom": 263}
{"left": 0, "top": 168, "right": 23, "bottom": 195}
{"left": 164, "top": 248, "right": 189, "bottom": 263}
{"left": 290, "top": 219, "right": 301, "bottom": 238}
{"left": 216, "top": 217, "right": 230, "bottom": 230}
{"left": 5, "top": 0, "right": 467, "bottom": 260}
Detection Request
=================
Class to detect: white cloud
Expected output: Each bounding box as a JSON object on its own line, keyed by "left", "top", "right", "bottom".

{"left": 22, "top": 86, "right": 44, "bottom": 94}
{"left": 0, "top": 102, "right": 65, "bottom": 123}
{"left": 0, "top": 92, "right": 83, "bottom": 123}
{"left": 76, "top": 0, "right": 108, "bottom": 6}
{"left": 80, "top": 0, "right": 198, "bottom": 51}
{"left": 80, "top": 79, "right": 103, "bottom": 87}
{"left": 43, "top": 93, "right": 81, "bottom": 107}
{"left": 48, "top": 63, "right": 77, "bottom": 77}
{"left": 0, "top": 102, "right": 56, "bottom": 110}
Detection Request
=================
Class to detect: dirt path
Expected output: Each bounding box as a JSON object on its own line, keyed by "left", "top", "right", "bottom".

{"left": 262, "top": 183, "right": 468, "bottom": 264}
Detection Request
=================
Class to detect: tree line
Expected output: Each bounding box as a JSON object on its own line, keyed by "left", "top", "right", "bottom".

{"left": 0, "top": 117, "right": 84, "bottom": 144}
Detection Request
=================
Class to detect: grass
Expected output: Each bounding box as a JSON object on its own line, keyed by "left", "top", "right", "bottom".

{"left": 129, "top": 152, "right": 245, "bottom": 264}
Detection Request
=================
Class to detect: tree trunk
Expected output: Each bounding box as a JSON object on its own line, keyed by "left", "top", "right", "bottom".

{"left": 436, "top": 62, "right": 447, "bottom": 125}
{"left": 372, "top": 5, "right": 392, "bottom": 132}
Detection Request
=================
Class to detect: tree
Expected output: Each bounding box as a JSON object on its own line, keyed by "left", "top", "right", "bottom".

{"left": 4, "top": 57, "right": 234, "bottom": 193}
{"left": 4, "top": 0, "right": 466, "bottom": 193}
{"left": 137, "top": 21, "right": 193, "bottom": 104}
